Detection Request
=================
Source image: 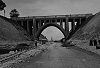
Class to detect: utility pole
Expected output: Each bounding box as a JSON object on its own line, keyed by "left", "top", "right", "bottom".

{"left": 4, "top": 9, "right": 5, "bottom": 17}
{"left": 51, "top": 37, "right": 53, "bottom": 42}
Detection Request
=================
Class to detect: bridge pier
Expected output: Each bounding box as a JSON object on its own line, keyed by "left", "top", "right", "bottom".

{"left": 49, "top": 19, "right": 52, "bottom": 23}
{"left": 36, "top": 20, "right": 39, "bottom": 32}
{"left": 21, "top": 20, "right": 24, "bottom": 26}
{"left": 38, "top": 20, "right": 42, "bottom": 28}
{"left": 60, "top": 19, "right": 63, "bottom": 28}
{"left": 41, "top": 20, "right": 44, "bottom": 26}
{"left": 71, "top": 19, "right": 76, "bottom": 32}
{"left": 29, "top": 20, "right": 33, "bottom": 35}
{"left": 23, "top": 20, "right": 27, "bottom": 30}
{"left": 75, "top": 18, "right": 82, "bottom": 29}
{"left": 27, "top": 21, "right": 30, "bottom": 34}
{"left": 33, "top": 19, "right": 37, "bottom": 37}
{"left": 79, "top": 18, "right": 82, "bottom": 25}
{"left": 65, "top": 17, "right": 69, "bottom": 37}
{"left": 55, "top": 19, "right": 57, "bottom": 23}
{"left": 75, "top": 19, "right": 80, "bottom": 29}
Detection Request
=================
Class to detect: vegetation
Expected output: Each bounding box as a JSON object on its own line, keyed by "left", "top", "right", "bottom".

{"left": 9, "top": 9, "right": 20, "bottom": 18}
{"left": 0, "top": 0, "right": 6, "bottom": 11}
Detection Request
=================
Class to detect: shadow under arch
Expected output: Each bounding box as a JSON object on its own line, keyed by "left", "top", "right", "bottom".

{"left": 35, "top": 23, "right": 68, "bottom": 40}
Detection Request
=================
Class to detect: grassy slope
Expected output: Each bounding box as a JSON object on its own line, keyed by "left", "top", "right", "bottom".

{"left": 0, "top": 16, "right": 32, "bottom": 41}
{"left": 71, "top": 12, "right": 100, "bottom": 40}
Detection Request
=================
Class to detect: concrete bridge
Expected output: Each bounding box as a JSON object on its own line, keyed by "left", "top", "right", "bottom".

{"left": 11, "top": 14, "right": 93, "bottom": 40}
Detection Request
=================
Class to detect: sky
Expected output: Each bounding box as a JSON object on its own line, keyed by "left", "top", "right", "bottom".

{"left": 41, "top": 26, "right": 64, "bottom": 40}
{"left": 2, "top": 0, "right": 100, "bottom": 17}
{"left": 1, "top": 0, "right": 100, "bottom": 40}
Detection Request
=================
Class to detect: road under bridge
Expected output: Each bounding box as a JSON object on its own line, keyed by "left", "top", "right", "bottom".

{"left": 10, "top": 43, "right": 100, "bottom": 68}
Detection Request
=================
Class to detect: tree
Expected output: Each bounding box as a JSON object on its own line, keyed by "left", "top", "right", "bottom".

{"left": 0, "top": 0, "right": 6, "bottom": 11}
{"left": 9, "top": 9, "right": 20, "bottom": 18}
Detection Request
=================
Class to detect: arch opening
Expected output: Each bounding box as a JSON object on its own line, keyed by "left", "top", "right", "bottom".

{"left": 35, "top": 23, "right": 68, "bottom": 40}
{"left": 41, "top": 26, "right": 64, "bottom": 41}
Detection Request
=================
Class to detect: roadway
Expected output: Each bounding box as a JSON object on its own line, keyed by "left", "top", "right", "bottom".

{"left": 10, "top": 43, "right": 100, "bottom": 68}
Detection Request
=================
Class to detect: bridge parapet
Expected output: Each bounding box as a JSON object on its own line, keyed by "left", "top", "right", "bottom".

{"left": 12, "top": 13, "right": 93, "bottom": 20}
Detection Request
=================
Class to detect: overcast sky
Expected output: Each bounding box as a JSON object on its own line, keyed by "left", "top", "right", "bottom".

{"left": 1, "top": 0, "right": 100, "bottom": 40}
{"left": 2, "top": 0, "right": 100, "bottom": 17}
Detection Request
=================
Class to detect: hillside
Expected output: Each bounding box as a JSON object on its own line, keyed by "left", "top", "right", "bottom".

{"left": 71, "top": 12, "right": 100, "bottom": 40}
{"left": 0, "top": 15, "right": 32, "bottom": 41}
